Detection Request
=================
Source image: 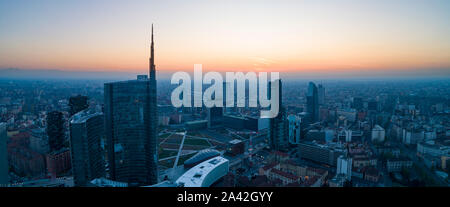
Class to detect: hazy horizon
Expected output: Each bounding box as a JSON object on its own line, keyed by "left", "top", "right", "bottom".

{"left": 1, "top": 67, "right": 449, "bottom": 81}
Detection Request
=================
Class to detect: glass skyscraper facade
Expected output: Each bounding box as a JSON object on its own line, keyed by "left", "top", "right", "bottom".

{"left": 307, "top": 82, "right": 319, "bottom": 123}
{"left": 268, "top": 79, "right": 288, "bottom": 151}
{"left": 104, "top": 77, "right": 158, "bottom": 186}
{"left": 104, "top": 26, "right": 158, "bottom": 186}
{"left": 69, "top": 110, "right": 105, "bottom": 186}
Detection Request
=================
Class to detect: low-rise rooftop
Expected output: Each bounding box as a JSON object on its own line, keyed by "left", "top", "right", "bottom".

{"left": 176, "top": 156, "right": 229, "bottom": 187}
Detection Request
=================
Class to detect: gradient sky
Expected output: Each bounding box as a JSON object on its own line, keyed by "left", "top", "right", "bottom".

{"left": 1, "top": 0, "right": 449, "bottom": 77}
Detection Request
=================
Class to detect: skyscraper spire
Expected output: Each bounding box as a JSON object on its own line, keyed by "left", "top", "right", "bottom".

{"left": 149, "top": 24, "right": 156, "bottom": 81}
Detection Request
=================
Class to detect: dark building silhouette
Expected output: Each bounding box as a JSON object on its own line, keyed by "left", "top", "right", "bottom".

{"left": 46, "top": 111, "right": 65, "bottom": 152}
{"left": 69, "top": 109, "right": 105, "bottom": 186}
{"left": 104, "top": 25, "right": 158, "bottom": 186}
{"left": 353, "top": 97, "right": 363, "bottom": 110}
{"left": 207, "top": 106, "right": 223, "bottom": 128}
{"left": 306, "top": 82, "right": 319, "bottom": 123}
{"left": 318, "top": 84, "right": 325, "bottom": 105}
{"left": 298, "top": 142, "right": 345, "bottom": 166}
{"left": 243, "top": 116, "right": 259, "bottom": 131}
{"left": 368, "top": 100, "right": 378, "bottom": 111}
{"left": 46, "top": 148, "right": 71, "bottom": 178}
{"left": 268, "top": 79, "right": 288, "bottom": 151}
{"left": 69, "top": 95, "right": 89, "bottom": 116}
{"left": 223, "top": 114, "right": 246, "bottom": 130}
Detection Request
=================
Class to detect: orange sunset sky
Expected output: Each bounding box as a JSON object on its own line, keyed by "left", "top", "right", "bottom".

{"left": 1, "top": 0, "right": 450, "bottom": 77}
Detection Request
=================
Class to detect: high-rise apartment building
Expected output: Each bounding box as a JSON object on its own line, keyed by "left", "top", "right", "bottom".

{"left": 46, "top": 111, "right": 65, "bottom": 152}
{"left": 70, "top": 109, "right": 106, "bottom": 186}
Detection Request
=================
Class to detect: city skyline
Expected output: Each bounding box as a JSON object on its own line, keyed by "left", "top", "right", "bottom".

{"left": 1, "top": 0, "right": 450, "bottom": 78}
{"left": 0, "top": 0, "right": 449, "bottom": 190}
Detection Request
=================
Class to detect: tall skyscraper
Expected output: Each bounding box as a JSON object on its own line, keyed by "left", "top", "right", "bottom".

{"left": 318, "top": 84, "right": 325, "bottom": 105}
{"left": 70, "top": 109, "right": 106, "bottom": 186}
{"left": 306, "top": 82, "right": 319, "bottom": 123}
{"left": 0, "top": 123, "right": 8, "bottom": 185}
{"left": 46, "top": 111, "right": 65, "bottom": 152}
{"left": 45, "top": 111, "right": 71, "bottom": 178}
{"left": 104, "top": 26, "right": 158, "bottom": 186}
{"left": 268, "top": 79, "right": 288, "bottom": 150}
{"left": 69, "top": 95, "right": 89, "bottom": 116}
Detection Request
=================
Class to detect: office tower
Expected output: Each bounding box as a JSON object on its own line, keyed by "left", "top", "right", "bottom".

{"left": 223, "top": 81, "right": 237, "bottom": 113}
{"left": 287, "top": 115, "right": 301, "bottom": 144}
{"left": 318, "top": 84, "right": 325, "bottom": 105}
{"left": 69, "top": 109, "right": 106, "bottom": 186}
{"left": 337, "top": 155, "right": 352, "bottom": 180}
{"left": 45, "top": 110, "right": 70, "bottom": 178}
{"left": 222, "top": 82, "right": 235, "bottom": 113}
{"left": 207, "top": 81, "right": 224, "bottom": 128}
{"left": 207, "top": 106, "right": 223, "bottom": 128}
{"left": 268, "top": 79, "right": 288, "bottom": 150}
{"left": 306, "top": 82, "right": 319, "bottom": 123}
{"left": 0, "top": 123, "right": 8, "bottom": 185}
{"left": 104, "top": 26, "right": 158, "bottom": 186}
{"left": 69, "top": 95, "right": 89, "bottom": 116}
{"left": 46, "top": 111, "right": 65, "bottom": 152}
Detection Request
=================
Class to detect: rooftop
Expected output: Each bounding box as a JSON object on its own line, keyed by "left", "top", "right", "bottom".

{"left": 176, "top": 156, "right": 229, "bottom": 187}
{"left": 271, "top": 168, "right": 299, "bottom": 180}
{"left": 373, "top": 125, "right": 384, "bottom": 131}
{"left": 229, "top": 139, "right": 243, "bottom": 145}
{"left": 184, "top": 149, "right": 220, "bottom": 166}
{"left": 70, "top": 109, "right": 102, "bottom": 124}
